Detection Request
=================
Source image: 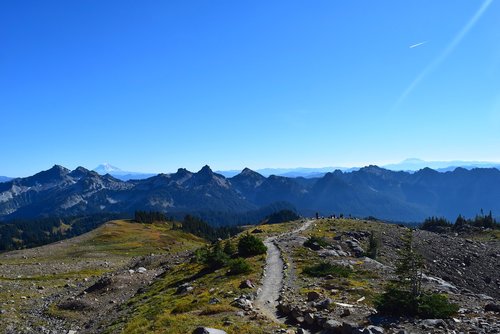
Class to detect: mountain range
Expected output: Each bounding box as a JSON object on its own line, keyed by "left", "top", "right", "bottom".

{"left": 1, "top": 164, "right": 500, "bottom": 222}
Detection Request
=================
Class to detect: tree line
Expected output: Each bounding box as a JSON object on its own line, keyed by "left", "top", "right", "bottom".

{"left": 420, "top": 210, "right": 498, "bottom": 232}
{"left": 0, "top": 213, "right": 124, "bottom": 251}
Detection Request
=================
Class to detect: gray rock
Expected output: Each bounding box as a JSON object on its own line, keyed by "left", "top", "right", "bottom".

{"left": 420, "top": 319, "right": 446, "bottom": 329}
{"left": 324, "top": 319, "right": 342, "bottom": 330}
{"left": 341, "top": 321, "right": 360, "bottom": 334}
{"left": 278, "top": 302, "right": 292, "bottom": 315}
{"left": 307, "top": 291, "right": 321, "bottom": 301}
{"left": 231, "top": 297, "right": 253, "bottom": 310}
{"left": 208, "top": 297, "right": 220, "bottom": 305}
{"left": 366, "top": 325, "right": 384, "bottom": 334}
{"left": 319, "top": 250, "right": 340, "bottom": 257}
{"left": 341, "top": 308, "right": 351, "bottom": 317}
{"left": 313, "top": 298, "right": 333, "bottom": 310}
{"left": 176, "top": 283, "right": 194, "bottom": 294}
{"left": 485, "top": 303, "right": 500, "bottom": 312}
{"left": 192, "top": 327, "right": 227, "bottom": 334}
{"left": 304, "top": 312, "right": 315, "bottom": 325}
{"left": 239, "top": 279, "right": 255, "bottom": 289}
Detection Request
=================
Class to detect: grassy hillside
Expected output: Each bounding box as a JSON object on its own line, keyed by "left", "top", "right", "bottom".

{"left": 0, "top": 220, "right": 205, "bottom": 333}
{"left": 105, "top": 221, "right": 303, "bottom": 334}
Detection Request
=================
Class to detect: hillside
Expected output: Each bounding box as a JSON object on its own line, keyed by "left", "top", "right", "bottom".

{"left": 0, "top": 220, "right": 205, "bottom": 333}
{"left": 2, "top": 165, "right": 500, "bottom": 223}
{"left": 1, "top": 218, "right": 499, "bottom": 333}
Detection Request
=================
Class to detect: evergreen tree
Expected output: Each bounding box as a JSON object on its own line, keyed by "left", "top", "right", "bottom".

{"left": 395, "top": 229, "right": 423, "bottom": 299}
{"left": 366, "top": 232, "right": 379, "bottom": 259}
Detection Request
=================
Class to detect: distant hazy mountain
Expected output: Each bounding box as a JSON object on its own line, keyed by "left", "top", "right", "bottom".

{"left": 217, "top": 167, "right": 359, "bottom": 178}
{"left": 2, "top": 164, "right": 500, "bottom": 222}
{"left": 0, "top": 176, "right": 12, "bottom": 183}
{"left": 93, "top": 163, "right": 156, "bottom": 181}
{"left": 216, "top": 159, "right": 500, "bottom": 178}
{"left": 382, "top": 158, "right": 500, "bottom": 172}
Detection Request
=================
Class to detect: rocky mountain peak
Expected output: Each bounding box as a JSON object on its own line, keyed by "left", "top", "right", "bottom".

{"left": 198, "top": 165, "right": 213, "bottom": 175}
{"left": 176, "top": 168, "right": 191, "bottom": 176}
{"left": 70, "top": 166, "right": 91, "bottom": 179}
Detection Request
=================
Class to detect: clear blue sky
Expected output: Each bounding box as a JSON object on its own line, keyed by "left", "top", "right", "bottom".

{"left": 1, "top": 0, "right": 499, "bottom": 176}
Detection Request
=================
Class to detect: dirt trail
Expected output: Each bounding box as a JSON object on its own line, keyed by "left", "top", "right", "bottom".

{"left": 255, "top": 220, "right": 313, "bottom": 322}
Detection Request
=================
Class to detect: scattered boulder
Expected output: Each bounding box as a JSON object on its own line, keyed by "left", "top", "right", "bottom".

{"left": 313, "top": 298, "right": 333, "bottom": 310}
{"left": 85, "top": 276, "right": 113, "bottom": 293}
{"left": 341, "top": 321, "right": 361, "bottom": 334}
{"left": 319, "top": 249, "right": 340, "bottom": 257}
{"left": 239, "top": 280, "right": 255, "bottom": 289}
{"left": 192, "top": 327, "right": 227, "bottom": 334}
{"left": 208, "top": 297, "right": 220, "bottom": 305}
{"left": 176, "top": 283, "right": 194, "bottom": 295}
{"left": 307, "top": 291, "right": 321, "bottom": 301}
{"left": 485, "top": 303, "right": 500, "bottom": 313}
{"left": 323, "top": 319, "right": 342, "bottom": 330}
{"left": 420, "top": 319, "right": 447, "bottom": 329}
{"left": 341, "top": 308, "right": 351, "bottom": 317}
{"left": 137, "top": 267, "right": 147, "bottom": 273}
{"left": 304, "top": 312, "right": 315, "bottom": 325}
{"left": 365, "top": 325, "right": 384, "bottom": 334}
{"left": 231, "top": 297, "right": 253, "bottom": 310}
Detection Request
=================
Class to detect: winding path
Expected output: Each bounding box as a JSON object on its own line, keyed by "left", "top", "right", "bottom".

{"left": 255, "top": 219, "right": 313, "bottom": 321}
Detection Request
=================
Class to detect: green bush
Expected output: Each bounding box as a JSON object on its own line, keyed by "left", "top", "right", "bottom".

{"left": 418, "top": 293, "right": 459, "bottom": 318}
{"left": 375, "top": 285, "right": 459, "bottom": 318}
{"left": 375, "top": 285, "right": 417, "bottom": 316}
{"left": 223, "top": 240, "right": 236, "bottom": 256}
{"left": 227, "top": 258, "right": 252, "bottom": 275}
{"left": 303, "top": 262, "right": 352, "bottom": 277}
{"left": 303, "top": 236, "right": 330, "bottom": 249}
{"left": 195, "top": 242, "right": 230, "bottom": 270}
{"left": 238, "top": 233, "right": 267, "bottom": 257}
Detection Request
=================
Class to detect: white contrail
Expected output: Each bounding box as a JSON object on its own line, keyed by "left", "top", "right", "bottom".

{"left": 409, "top": 41, "right": 427, "bottom": 49}
{"left": 394, "top": 0, "right": 494, "bottom": 109}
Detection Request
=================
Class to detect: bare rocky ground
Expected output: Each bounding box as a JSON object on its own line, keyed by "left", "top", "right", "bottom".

{"left": 268, "top": 219, "right": 500, "bottom": 334}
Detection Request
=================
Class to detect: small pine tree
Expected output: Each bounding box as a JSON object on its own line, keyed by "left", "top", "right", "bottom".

{"left": 223, "top": 240, "right": 236, "bottom": 256}
{"left": 396, "top": 229, "right": 423, "bottom": 298}
{"left": 367, "top": 232, "right": 379, "bottom": 259}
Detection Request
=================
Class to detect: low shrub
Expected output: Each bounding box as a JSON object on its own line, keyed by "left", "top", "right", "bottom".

{"left": 303, "top": 262, "right": 352, "bottom": 277}
{"left": 303, "top": 236, "right": 329, "bottom": 249}
{"left": 375, "top": 285, "right": 459, "bottom": 318}
{"left": 418, "top": 293, "right": 459, "bottom": 318}
{"left": 200, "top": 304, "right": 236, "bottom": 315}
{"left": 238, "top": 233, "right": 267, "bottom": 257}
{"left": 227, "top": 258, "right": 252, "bottom": 275}
{"left": 171, "top": 300, "right": 198, "bottom": 314}
{"left": 374, "top": 285, "right": 417, "bottom": 316}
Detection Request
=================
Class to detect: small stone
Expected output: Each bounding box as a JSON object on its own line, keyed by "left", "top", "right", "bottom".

{"left": 324, "top": 319, "right": 342, "bottom": 330}
{"left": 341, "top": 308, "right": 351, "bottom": 317}
{"left": 192, "top": 327, "right": 227, "bottom": 334}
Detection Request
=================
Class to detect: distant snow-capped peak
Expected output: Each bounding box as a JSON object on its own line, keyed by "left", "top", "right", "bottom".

{"left": 93, "top": 163, "right": 123, "bottom": 174}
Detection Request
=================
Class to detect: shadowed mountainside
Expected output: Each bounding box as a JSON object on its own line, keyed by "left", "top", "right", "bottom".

{"left": 1, "top": 165, "right": 500, "bottom": 222}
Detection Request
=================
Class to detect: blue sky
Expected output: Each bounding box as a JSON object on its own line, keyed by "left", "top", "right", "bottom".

{"left": 1, "top": 0, "right": 499, "bottom": 176}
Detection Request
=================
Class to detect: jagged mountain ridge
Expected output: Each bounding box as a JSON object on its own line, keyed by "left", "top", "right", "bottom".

{"left": 1, "top": 164, "right": 500, "bottom": 221}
